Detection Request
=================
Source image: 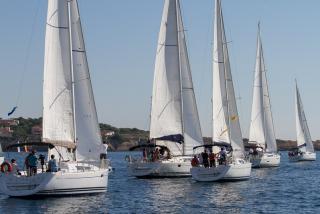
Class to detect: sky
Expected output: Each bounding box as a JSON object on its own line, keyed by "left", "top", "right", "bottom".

{"left": 0, "top": 0, "right": 320, "bottom": 140}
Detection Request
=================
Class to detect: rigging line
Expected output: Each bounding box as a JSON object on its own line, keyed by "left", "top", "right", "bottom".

{"left": 15, "top": 0, "right": 42, "bottom": 106}
{"left": 46, "top": 23, "right": 68, "bottom": 29}
{"left": 49, "top": 88, "right": 68, "bottom": 109}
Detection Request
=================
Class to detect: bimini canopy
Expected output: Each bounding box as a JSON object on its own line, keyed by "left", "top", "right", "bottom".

{"left": 129, "top": 144, "right": 170, "bottom": 152}
{"left": 193, "top": 142, "right": 232, "bottom": 151}
{"left": 5, "top": 142, "right": 55, "bottom": 150}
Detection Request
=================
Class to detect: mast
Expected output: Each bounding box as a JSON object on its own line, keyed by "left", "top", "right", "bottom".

{"left": 67, "top": 0, "right": 77, "bottom": 160}
{"left": 176, "top": 0, "right": 185, "bottom": 155}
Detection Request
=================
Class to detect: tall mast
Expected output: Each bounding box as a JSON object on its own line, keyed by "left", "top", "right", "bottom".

{"left": 176, "top": 0, "right": 185, "bottom": 156}
{"left": 67, "top": 0, "right": 77, "bottom": 160}
{"left": 259, "top": 23, "right": 267, "bottom": 149}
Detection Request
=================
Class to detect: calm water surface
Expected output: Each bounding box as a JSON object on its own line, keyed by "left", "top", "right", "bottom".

{"left": 0, "top": 151, "right": 319, "bottom": 214}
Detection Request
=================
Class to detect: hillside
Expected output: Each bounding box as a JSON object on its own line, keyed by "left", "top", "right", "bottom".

{"left": 0, "top": 117, "right": 149, "bottom": 151}
{"left": 1, "top": 117, "right": 320, "bottom": 151}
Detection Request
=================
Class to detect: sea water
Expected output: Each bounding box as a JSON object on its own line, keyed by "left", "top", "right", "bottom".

{"left": 0, "top": 151, "right": 319, "bottom": 213}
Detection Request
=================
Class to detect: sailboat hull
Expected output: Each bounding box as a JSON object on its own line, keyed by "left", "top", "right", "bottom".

{"left": 0, "top": 156, "right": 4, "bottom": 165}
{"left": 128, "top": 156, "right": 192, "bottom": 178}
{"left": 250, "top": 153, "right": 280, "bottom": 168}
{"left": 0, "top": 163, "right": 108, "bottom": 197}
{"left": 289, "top": 152, "right": 316, "bottom": 162}
{"left": 191, "top": 159, "right": 251, "bottom": 182}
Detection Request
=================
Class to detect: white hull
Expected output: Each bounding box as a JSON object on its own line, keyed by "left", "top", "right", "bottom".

{"left": 251, "top": 153, "right": 280, "bottom": 168}
{"left": 191, "top": 159, "right": 251, "bottom": 182}
{"left": 0, "top": 156, "right": 4, "bottom": 164}
{"left": 0, "top": 162, "right": 108, "bottom": 197}
{"left": 289, "top": 152, "right": 316, "bottom": 162}
{"left": 128, "top": 156, "right": 192, "bottom": 178}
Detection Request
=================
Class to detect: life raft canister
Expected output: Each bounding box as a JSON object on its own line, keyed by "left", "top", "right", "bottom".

{"left": 1, "top": 162, "right": 12, "bottom": 173}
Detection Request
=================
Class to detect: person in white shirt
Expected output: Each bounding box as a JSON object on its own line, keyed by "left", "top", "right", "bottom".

{"left": 47, "top": 155, "right": 58, "bottom": 172}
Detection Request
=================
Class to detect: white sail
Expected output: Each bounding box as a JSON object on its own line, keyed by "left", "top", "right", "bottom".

{"left": 249, "top": 25, "right": 277, "bottom": 153}
{"left": 213, "top": 0, "right": 243, "bottom": 157}
{"left": 150, "top": 0, "right": 202, "bottom": 156}
{"left": 295, "top": 82, "right": 314, "bottom": 153}
{"left": 176, "top": 0, "right": 203, "bottom": 155}
{"left": 43, "top": 0, "right": 75, "bottom": 160}
{"left": 262, "top": 58, "right": 277, "bottom": 153}
{"left": 43, "top": 0, "right": 104, "bottom": 161}
{"left": 70, "top": 0, "right": 106, "bottom": 161}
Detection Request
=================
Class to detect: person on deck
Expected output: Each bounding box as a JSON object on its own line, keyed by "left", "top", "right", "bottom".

{"left": 11, "top": 159, "right": 21, "bottom": 175}
{"left": 191, "top": 155, "right": 199, "bottom": 167}
{"left": 153, "top": 148, "right": 160, "bottom": 161}
{"left": 209, "top": 152, "right": 216, "bottom": 167}
{"left": 202, "top": 150, "right": 209, "bottom": 168}
{"left": 142, "top": 148, "right": 147, "bottom": 161}
{"left": 47, "top": 155, "right": 58, "bottom": 172}
{"left": 27, "top": 150, "right": 38, "bottom": 176}
{"left": 219, "top": 147, "right": 227, "bottom": 165}
{"left": 39, "top": 154, "right": 46, "bottom": 173}
{"left": 24, "top": 152, "right": 32, "bottom": 176}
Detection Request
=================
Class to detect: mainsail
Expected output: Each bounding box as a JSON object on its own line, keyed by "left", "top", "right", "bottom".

{"left": 149, "top": 0, "right": 203, "bottom": 156}
{"left": 43, "top": 0, "right": 75, "bottom": 160}
{"left": 212, "top": 0, "right": 243, "bottom": 157}
{"left": 43, "top": 0, "right": 105, "bottom": 161}
{"left": 295, "top": 82, "right": 314, "bottom": 153}
{"left": 248, "top": 25, "right": 277, "bottom": 153}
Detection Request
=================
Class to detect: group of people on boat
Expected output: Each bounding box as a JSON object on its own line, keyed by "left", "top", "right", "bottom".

{"left": 142, "top": 147, "right": 171, "bottom": 162}
{"left": 288, "top": 150, "right": 303, "bottom": 157}
{"left": 248, "top": 147, "right": 263, "bottom": 157}
{"left": 0, "top": 150, "right": 59, "bottom": 176}
{"left": 191, "top": 147, "right": 227, "bottom": 168}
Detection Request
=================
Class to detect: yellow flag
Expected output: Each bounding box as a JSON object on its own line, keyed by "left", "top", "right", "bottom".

{"left": 231, "top": 115, "right": 238, "bottom": 121}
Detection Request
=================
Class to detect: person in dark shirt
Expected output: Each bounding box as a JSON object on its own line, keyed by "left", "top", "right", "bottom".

{"left": 39, "top": 154, "right": 46, "bottom": 173}
{"left": 202, "top": 150, "right": 209, "bottom": 168}
{"left": 209, "top": 152, "right": 216, "bottom": 167}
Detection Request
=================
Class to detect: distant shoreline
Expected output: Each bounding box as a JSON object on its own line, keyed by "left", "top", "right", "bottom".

{"left": 0, "top": 117, "right": 319, "bottom": 152}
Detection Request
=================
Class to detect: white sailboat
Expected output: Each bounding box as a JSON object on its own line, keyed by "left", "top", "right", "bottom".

{"left": 248, "top": 24, "right": 280, "bottom": 168}
{"left": 191, "top": 0, "right": 251, "bottom": 182}
{"left": 288, "top": 81, "right": 316, "bottom": 161}
{"left": 127, "top": 0, "right": 203, "bottom": 178}
{"left": 0, "top": 0, "right": 108, "bottom": 196}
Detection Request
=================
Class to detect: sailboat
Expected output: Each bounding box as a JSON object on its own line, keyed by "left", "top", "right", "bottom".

{"left": 0, "top": 0, "right": 108, "bottom": 196}
{"left": 191, "top": 0, "right": 251, "bottom": 182}
{"left": 248, "top": 24, "right": 280, "bottom": 168}
{"left": 288, "top": 81, "right": 316, "bottom": 161}
{"left": 127, "top": 0, "right": 203, "bottom": 178}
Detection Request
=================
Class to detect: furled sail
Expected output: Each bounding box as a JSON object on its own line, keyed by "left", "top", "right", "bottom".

{"left": 212, "top": 0, "right": 243, "bottom": 157}
{"left": 249, "top": 25, "right": 277, "bottom": 153}
{"left": 150, "top": 0, "right": 203, "bottom": 156}
{"left": 295, "top": 82, "right": 314, "bottom": 153}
